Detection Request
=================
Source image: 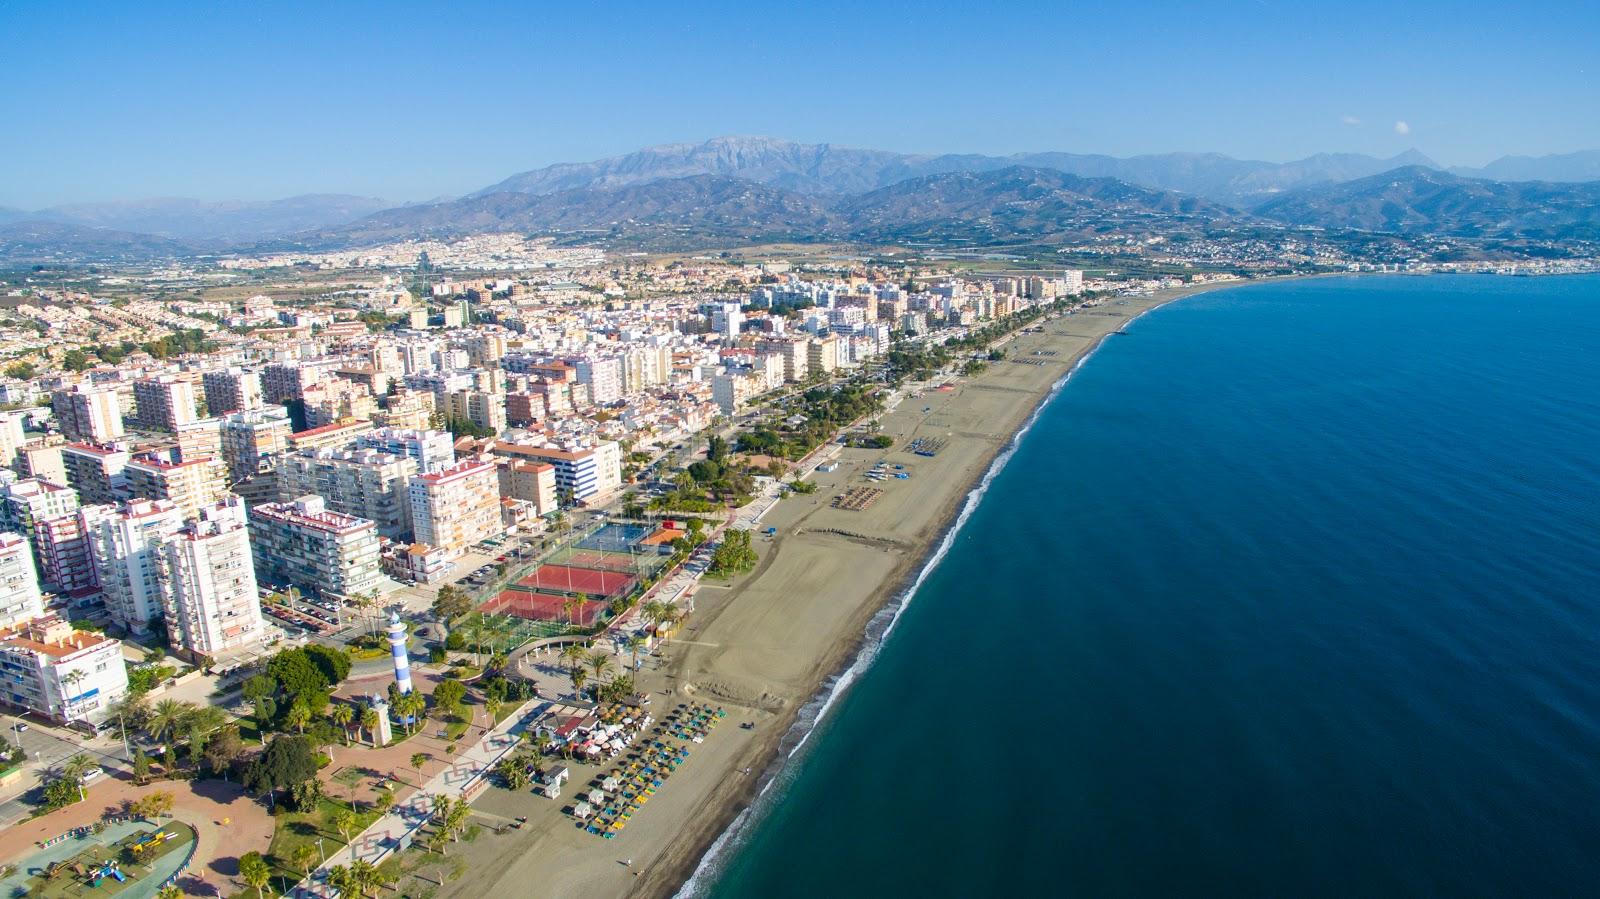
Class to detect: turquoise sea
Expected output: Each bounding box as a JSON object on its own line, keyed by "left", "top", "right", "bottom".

{"left": 688, "top": 274, "right": 1600, "bottom": 897}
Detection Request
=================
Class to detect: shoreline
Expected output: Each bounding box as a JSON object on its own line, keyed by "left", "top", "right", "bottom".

{"left": 442, "top": 278, "right": 1255, "bottom": 899}
{"left": 647, "top": 279, "right": 1246, "bottom": 898}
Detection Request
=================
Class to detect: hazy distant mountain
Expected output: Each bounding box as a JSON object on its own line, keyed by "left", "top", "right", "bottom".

{"left": 1253, "top": 167, "right": 1600, "bottom": 239}
{"left": 835, "top": 167, "right": 1236, "bottom": 243}
{"left": 476, "top": 136, "right": 1444, "bottom": 205}
{"left": 25, "top": 194, "right": 391, "bottom": 241}
{"left": 308, "top": 176, "right": 832, "bottom": 249}
{"left": 0, "top": 207, "right": 27, "bottom": 226}
{"left": 0, "top": 220, "right": 201, "bottom": 263}
{"left": 1452, "top": 150, "right": 1600, "bottom": 184}
{"left": 312, "top": 166, "right": 1232, "bottom": 250}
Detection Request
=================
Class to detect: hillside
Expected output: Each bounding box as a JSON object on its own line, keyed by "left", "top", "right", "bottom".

{"left": 1253, "top": 167, "right": 1600, "bottom": 239}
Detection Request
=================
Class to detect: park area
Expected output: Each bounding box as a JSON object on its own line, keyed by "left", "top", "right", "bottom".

{"left": 0, "top": 820, "right": 195, "bottom": 899}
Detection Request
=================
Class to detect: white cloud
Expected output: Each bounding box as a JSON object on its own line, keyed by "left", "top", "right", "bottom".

{"left": 1341, "top": 115, "right": 1362, "bottom": 126}
{"left": 1394, "top": 120, "right": 1411, "bottom": 135}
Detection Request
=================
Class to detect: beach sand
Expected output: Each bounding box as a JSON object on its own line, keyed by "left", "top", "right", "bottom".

{"left": 440, "top": 283, "right": 1231, "bottom": 899}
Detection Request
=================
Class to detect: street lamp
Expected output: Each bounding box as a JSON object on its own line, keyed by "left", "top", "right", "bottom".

{"left": 316, "top": 837, "right": 325, "bottom": 866}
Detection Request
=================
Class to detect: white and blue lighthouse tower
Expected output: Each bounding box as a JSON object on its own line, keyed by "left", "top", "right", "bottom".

{"left": 388, "top": 611, "right": 413, "bottom": 694}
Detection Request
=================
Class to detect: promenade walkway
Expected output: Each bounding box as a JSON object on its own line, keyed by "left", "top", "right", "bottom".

{"left": 292, "top": 697, "right": 545, "bottom": 897}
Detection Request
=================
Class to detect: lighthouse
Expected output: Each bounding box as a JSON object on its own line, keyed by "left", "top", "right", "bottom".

{"left": 387, "top": 611, "right": 413, "bottom": 694}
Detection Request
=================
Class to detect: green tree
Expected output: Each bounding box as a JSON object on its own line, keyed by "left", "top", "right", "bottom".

{"left": 360, "top": 707, "right": 380, "bottom": 745}
{"left": 587, "top": 651, "right": 613, "bottom": 689}
{"left": 334, "top": 807, "right": 359, "bottom": 842}
{"left": 410, "top": 752, "right": 429, "bottom": 778}
{"left": 291, "top": 842, "right": 319, "bottom": 876}
{"left": 144, "top": 698, "right": 194, "bottom": 744}
{"left": 61, "top": 754, "right": 97, "bottom": 802}
{"left": 432, "top": 680, "right": 466, "bottom": 719}
{"left": 329, "top": 703, "right": 354, "bottom": 744}
{"left": 432, "top": 585, "right": 473, "bottom": 621}
{"left": 61, "top": 349, "right": 90, "bottom": 372}
{"left": 285, "top": 699, "right": 312, "bottom": 734}
{"left": 304, "top": 643, "right": 353, "bottom": 684}
{"left": 239, "top": 851, "right": 270, "bottom": 898}
{"left": 243, "top": 734, "right": 319, "bottom": 803}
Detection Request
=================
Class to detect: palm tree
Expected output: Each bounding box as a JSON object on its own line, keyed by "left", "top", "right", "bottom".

{"left": 326, "top": 865, "right": 353, "bottom": 898}
{"left": 398, "top": 692, "right": 426, "bottom": 733}
{"left": 144, "top": 699, "right": 193, "bottom": 745}
{"left": 239, "top": 851, "right": 270, "bottom": 899}
{"left": 570, "top": 667, "right": 588, "bottom": 700}
{"left": 334, "top": 808, "right": 358, "bottom": 843}
{"left": 587, "top": 651, "right": 613, "bottom": 689}
{"left": 350, "top": 859, "right": 381, "bottom": 898}
{"left": 61, "top": 754, "right": 96, "bottom": 802}
{"left": 559, "top": 642, "right": 586, "bottom": 676}
{"left": 291, "top": 842, "right": 319, "bottom": 876}
{"left": 411, "top": 752, "right": 429, "bottom": 780}
{"left": 285, "top": 700, "right": 312, "bottom": 734}
{"left": 626, "top": 634, "right": 646, "bottom": 671}
{"left": 560, "top": 596, "right": 582, "bottom": 627}
{"left": 360, "top": 707, "right": 380, "bottom": 745}
{"left": 329, "top": 703, "right": 354, "bottom": 745}
{"left": 532, "top": 731, "right": 553, "bottom": 758}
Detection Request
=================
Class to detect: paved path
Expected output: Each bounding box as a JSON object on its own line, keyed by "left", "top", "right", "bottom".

{"left": 292, "top": 698, "right": 545, "bottom": 897}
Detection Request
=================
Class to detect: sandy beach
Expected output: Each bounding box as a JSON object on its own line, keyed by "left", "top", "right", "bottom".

{"left": 440, "top": 282, "right": 1235, "bottom": 899}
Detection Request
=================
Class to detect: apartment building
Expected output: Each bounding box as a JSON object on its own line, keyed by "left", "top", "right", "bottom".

{"left": 202, "top": 367, "right": 263, "bottom": 415}
{"left": 756, "top": 336, "right": 810, "bottom": 382}
{"left": 133, "top": 376, "right": 198, "bottom": 432}
{"left": 249, "top": 495, "right": 381, "bottom": 602}
{"left": 277, "top": 448, "right": 417, "bottom": 539}
{"left": 485, "top": 440, "right": 622, "bottom": 503}
{"left": 0, "top": 410, "right": 26, "bottom": 469}
{"left": 89, "top": 499, "right": 184, "bottom": 635}
{"left": 408, "top": 458, "right": 500, "bottom": 558}
{"left": 52, "top": 384, "right": 124, "bottom": 443}
{"left": 0, "top": 532, "right": 45, "bottom": 629}
{"left": 220, "top": 407, "right": 293, "bottom": 483}
{"left": 807, "top": 335, "right": 841, "bottom": 374}
{"left": 355, "top": 427, "right": 456, "bottom": 475}
{"left": 18, "top": 443, "right": 68, "bottom": 486}
{"left": 444, "top": 389, "right": 506, "bottom": 435}
{"left": 35, "top": 511, "right": 99, "bottom": 598}
{"left": 157, "top": 498, "right": 264, "bottom": 659}
{"left": 0, "top": 615, "right": 128, "bottom": 725}
{"left": 573, "top": 356, "right": 624, "bottom": 405}
{"left": 496, "top": 459, "right": 558, "bottom": 516}
{"left": 0, "top": 478, "right": 80, "bottom": 555}
{"left": 61, "top": 442, "right": 131, "bottom": 506}
{"left": 126, "top": 453, "right": 228, "bottom": 522}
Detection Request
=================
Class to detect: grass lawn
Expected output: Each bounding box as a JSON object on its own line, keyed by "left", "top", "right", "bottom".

{"left": 258, "top": 797, "right": 383, "bottom": 893}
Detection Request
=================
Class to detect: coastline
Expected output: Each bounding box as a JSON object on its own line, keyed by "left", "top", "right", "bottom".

{"left": 442, "top": 278, "right": 1249, "bottom": 899}
{"left": 653, "top": 279, "right": 1244, "bottom": 898}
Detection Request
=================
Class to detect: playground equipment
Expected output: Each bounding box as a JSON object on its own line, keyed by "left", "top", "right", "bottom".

{"left": 89, "top": 860, "right": 125, "bottom": 886}
{"left": 129, "top": 829, "right": 174, "bottom": 856}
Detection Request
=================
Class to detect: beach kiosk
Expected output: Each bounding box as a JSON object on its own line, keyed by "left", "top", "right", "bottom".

{"left": 540, "top": 765, "right": 570, "bottom": 799}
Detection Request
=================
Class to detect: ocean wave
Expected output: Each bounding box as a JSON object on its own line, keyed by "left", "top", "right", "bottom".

{"left": 676, "top": 311, "right": 1159, "bottom": 897}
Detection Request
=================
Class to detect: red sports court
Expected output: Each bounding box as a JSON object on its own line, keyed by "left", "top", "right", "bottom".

{"left": 516, "top": 564, "right": 637, "bottom": 598}
{"left": 558, "top": 549, "right": 639, "bottom": 572}
{"left": 483, "top": 590, "right": 606, "bottom": 627}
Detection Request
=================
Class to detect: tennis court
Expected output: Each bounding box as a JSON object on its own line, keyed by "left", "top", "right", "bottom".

{"left": 482, "top": 590, "right": 607, "bottom": 627}
{"left": 516, "top": 564, "right": 637, "bottom": 599}
{"left": 575, "top": 522, "right": 656, "bottom": 553}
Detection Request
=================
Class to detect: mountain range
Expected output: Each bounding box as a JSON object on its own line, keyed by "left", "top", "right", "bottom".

{"left": 0, "top": 194, "right": 389, "bottom": 242}
{"left": 5, "top": 137, "right": 1600, "bottom": 261}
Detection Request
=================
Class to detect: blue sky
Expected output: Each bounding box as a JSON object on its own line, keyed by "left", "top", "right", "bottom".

{"left": 2, "top": 0, "right": 1596, "bottom": 207}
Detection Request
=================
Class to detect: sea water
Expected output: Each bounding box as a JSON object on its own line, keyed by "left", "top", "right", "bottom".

{"left": 692, "top": 274, "right": 1600, "bottom": 897}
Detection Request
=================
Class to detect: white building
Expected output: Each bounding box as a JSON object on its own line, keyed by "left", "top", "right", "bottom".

{"left": 354, "top": 427, "right": 456, "bottom": 475}
{"left": 52, "top": 385, "right": 125, "bottom": 444}
{"left": 408, "top": 458, "right": 501, "bottom": 558}
{"left": 158, "top": 498, "right": 265, "bottom": 659}
{"left": 89, "top": 499, "right": 185, "bottom": 635}
{"left": 0, "top": 532, "right": 45, "bottom": 630}
{"left": 249, "top": 496, "right": 382, "bottom": 602}
{"left": 0, "top": 615, "right": 128, "bottom": 725}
